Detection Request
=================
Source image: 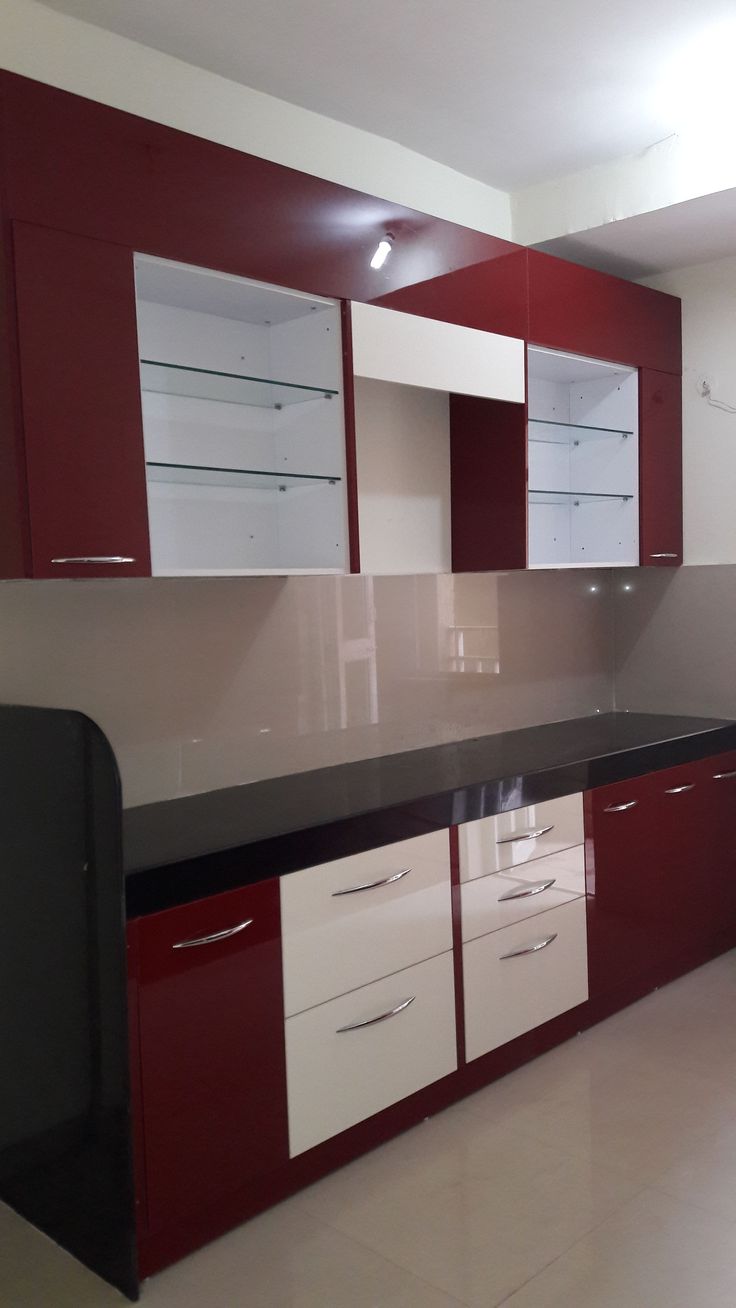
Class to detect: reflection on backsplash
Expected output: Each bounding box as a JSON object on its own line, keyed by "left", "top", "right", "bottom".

{"left": 0, "top": 570, "right": 614, "bottom": 806}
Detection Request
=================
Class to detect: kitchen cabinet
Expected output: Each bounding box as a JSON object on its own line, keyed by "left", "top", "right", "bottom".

{"left": 585, "top": 757, "right": 731, "bottom": 1003}
{"left": 12, "top": 222, "right": 151, "bottom": 579}
{"left": 280, "top": 830, "right": 456, "bottom": 1156}
{"left": 129, "top": 878, "right": 288, "bottom": 1234}
{"left": 639, "top": 368, "right": 683, "bottom": 566}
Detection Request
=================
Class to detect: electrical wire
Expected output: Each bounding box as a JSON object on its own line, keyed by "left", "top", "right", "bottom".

{"left": 700, "top": 380, "right": 736, "bottom": 414}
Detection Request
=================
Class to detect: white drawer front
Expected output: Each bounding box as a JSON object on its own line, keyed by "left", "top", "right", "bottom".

{"left": 281, "top": 830, "right": 452, "bottom": 1016}
{"left": 461, "top": 846, "right": 585, "bottom": 943}
{"left": 464, "top": 898, "right": 588, "bottom": 1063}
{"left": 459, "top": 792, "right": 583, "bottom": 881}
{"left": 350, "top": 302, "right": 525, "bottom": 402}
{"left": 285, "top": 951, "right": 457, "bottom": 1156}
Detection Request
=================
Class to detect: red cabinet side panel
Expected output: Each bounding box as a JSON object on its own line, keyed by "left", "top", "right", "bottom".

{"left": 372, "top": 248, "right": 529, "bottom": 342}
{"left": 639, "top": 368, "right": 683, "bottom": 567}
{"left": 135, "top": 878, "right": 288, "bottom": 1235}
{"left": 528, "top": 249, "right": 682, "bottom": 375}
{"left": 450, "top": 394, "right": 527, "bottom": 571}
{"left": 12, "top": 222, "right": 151, "bottom": 577}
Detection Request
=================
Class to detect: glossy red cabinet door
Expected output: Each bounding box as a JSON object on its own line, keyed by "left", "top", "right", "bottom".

{"left": 130, "top": 878, "right": 288, "bottom": 1234}
{"left": 639, "top": 369, "right": 683, "bottom": 567}
{"left": 696, "top": 752, "right": 736, "bottom": 947}
{"left": 372, "top": 247, "right": 529, "bottom": 342}
{"left": 12, "top": 222, "right": 151, "bottom": 577}
{"left": 450, "top": 395, "right": 528, "bottom": 571}
{"left": 528, "top": 249, "right": 682, "bottom": 374}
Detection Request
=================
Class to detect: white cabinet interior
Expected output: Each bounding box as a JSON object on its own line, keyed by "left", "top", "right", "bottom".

{"left": 527, "top": 346, "right": 639, "bottom": 568}
{"left": 351, "top": 302, "right": 525, "bottom": 575}
{"left": 134, "top": 255, "right": 348, "bottom": 575}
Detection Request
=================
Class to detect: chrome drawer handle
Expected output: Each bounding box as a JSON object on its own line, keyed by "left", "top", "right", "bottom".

{"left": 713, "top": 771, "right": 736, "bottom": 780}
{"left": 500, "top": 933, "right": 557, "bottom": 960}
{"left": 331, "top": 867, "right": 411, "bottom": 896}
{"left": 665, "top": 784, "right": 695, "bottom": 794}
{"left": 649, "top": 552, "right": 678, "bottom": 559}
{"left": 496, "top": 825, "right": 554, "bottom": 845}
{"left": 336, "top": 995, "right": 415, "bottom": 1033}
{"left": 604, "top": 801, "right": 638, "bottom": 812}
{"left": 51, "top": 555, "right": 136, "bottom": 564}
{"left": 498, "top": 878, "right": 556, "bottom": 902}
{"left": 172, "top": 919, "right": 253, "bottom": 949}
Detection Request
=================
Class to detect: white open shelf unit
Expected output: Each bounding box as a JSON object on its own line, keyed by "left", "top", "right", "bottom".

{"left": 527, "top": 346, "right": 639, "bottom": 568}
{"left": 134, "top": 255, "right": 347, "bottom": 576}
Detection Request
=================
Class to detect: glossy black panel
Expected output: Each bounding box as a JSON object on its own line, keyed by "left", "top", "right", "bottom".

{"left": 0, "top": 705, "right": 137, "bottom": 1300}
{"left": 125, "top": 713, "right": 736, "bottom": 916}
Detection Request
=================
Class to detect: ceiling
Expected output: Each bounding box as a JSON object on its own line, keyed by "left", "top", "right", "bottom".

{"left": 537, "top": 188, "right": 736, "bottom": 279}
{"left": 38, "top": 0, "right": 736, "bottom": 192}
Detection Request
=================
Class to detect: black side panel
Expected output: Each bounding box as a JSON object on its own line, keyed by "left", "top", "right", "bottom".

{"left": 0, "top": 704, "right": 137, "bottom": 1300}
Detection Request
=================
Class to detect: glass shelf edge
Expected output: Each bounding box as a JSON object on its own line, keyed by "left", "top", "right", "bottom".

{"left": 528, "top": 417, "right": 633, "bottom": 437}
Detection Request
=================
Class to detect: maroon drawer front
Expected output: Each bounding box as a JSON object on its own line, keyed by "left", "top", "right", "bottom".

{"left": 639, "top": 369, "right": 683, "bottom": 567}
{"left": 133, "top": 879, "right": 288, "bottom": 1234}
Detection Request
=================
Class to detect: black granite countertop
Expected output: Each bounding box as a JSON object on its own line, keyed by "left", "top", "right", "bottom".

{"left": 124, "top": 712, "right": 736, "bottom": 916}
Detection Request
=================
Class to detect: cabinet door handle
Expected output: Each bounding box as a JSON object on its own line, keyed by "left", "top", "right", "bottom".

{"left": 665, "top": 784, "right": 695, "bottom": 794}
{"left": 172, "top": 919, "right": 253, "bottom": 949}
{"left": 51, "top": 555, "right": 136, "bottom": 565}
{"left": 500, "top": 933, "right": 557, "bottom": 960}
{"left": 604, "top": 800, "right": 638, "bottom": 812}
{"left": 496, "top": 825, "right": 554, "bottom": 845}
{"left": 497, "top": 878, "right": 556, "bottom": 902}
{"left": 649, "top": 553, "right": 678, "bottom": 559}
{"left": 336, "top": 995, "right": 415, "bottom": 1032}
{"left": 331, "top": 867, "right": 411, "bottom": 896}
{"left": 713, "top": 771, "right": 736, "bottom": 780}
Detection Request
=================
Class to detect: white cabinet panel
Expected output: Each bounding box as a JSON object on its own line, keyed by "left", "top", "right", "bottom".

{"left": 281, "top": 831, "right": 452, "bottom": 1016}
{"left": 461, "top": 846, "right": 585, "bottom": 943}
{"left": 459, "top": 793, "right": 583, "bottom": 881}
{"left": 464, "top": 898, "right": 588, "bottom": 1063}
{"left": 351, "top": 302, "right": 525, "bottom": 403}
{"left": 285, "top": 951, "right": 457, "bottom": 1156}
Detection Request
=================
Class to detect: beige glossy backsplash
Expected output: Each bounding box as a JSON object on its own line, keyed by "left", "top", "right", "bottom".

{"left": 0, "top": 570, "right": 614, "bottom": 807}
{"left": 614, "top": 566, "right": 736, "bottom": 719}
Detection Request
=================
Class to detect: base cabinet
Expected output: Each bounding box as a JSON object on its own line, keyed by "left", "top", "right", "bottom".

{"left": 129, "top": 879, "right": 288, "bottom": 1234}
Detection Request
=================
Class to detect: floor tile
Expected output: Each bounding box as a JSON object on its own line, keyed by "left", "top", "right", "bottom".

{"left": 500, "top": 1186, "right": 736, "bottom": 1307}
{"left": 299, "top": 1118, "right": 640, "bottom": 1307}
{"left": 652, "top": 1116, "right": 736, "bottom": 1224}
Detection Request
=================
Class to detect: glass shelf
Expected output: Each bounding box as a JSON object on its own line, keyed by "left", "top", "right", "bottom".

{"left": 529, "top": 489, "right": 634, "bottom": 506}
{"left": 528, "top": 418, "right": 633, "bottom": 441}
{"left": 140, "top": 360, "right": 339, "bottom": 409}
{"left": 146, "top": 461, "right": 342, "bottom": 490}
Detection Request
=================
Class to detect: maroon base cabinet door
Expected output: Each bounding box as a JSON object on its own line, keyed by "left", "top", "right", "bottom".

{"left": 639, "top": 369, "right": 683, "bottom": 566}
{"left": 12, "top": 222, "right": 151, "bottom": 577}
{"left": 130, "top": 879, "right": 288, "bottom": 1235}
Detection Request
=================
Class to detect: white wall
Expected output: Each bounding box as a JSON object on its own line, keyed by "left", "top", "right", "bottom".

{"left": 0, "top": 0, "right": 511, "bottom": 238}
{"left": 643, "top": 257, "right": 736, "bottom": 564}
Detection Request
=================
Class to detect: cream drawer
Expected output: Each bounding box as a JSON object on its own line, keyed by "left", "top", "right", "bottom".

{"left": 281, "top": 830, "right": 452, "bottom": 1016}
{"left": 463, "top": 898, "right": 588, "bottom": 1063}
{"left": 461, "top": 845, "right": 585, "bottom": 943}
{"left": 285, "top": 951, "right": 457, "bottom": 1156}
{"left": 459, "top": 792, "right": 583, "bottom": 881}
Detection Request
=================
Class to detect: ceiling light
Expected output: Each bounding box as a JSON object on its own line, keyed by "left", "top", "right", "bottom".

{"left": 370, "top": 234, "right": 393, "bottom": 270}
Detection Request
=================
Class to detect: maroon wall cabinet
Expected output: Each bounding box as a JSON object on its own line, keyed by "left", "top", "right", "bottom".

{"left": 129, "top": 878, "right": 288, "bottom": 1239}
{"left": 527, "top": 249, "right": 682, "bottom": 375}
{"left": 12, "top": 222, "right": 151, "bottom": 578}
{"left": 639, "top": 368, "right": 683, "bottom": 566}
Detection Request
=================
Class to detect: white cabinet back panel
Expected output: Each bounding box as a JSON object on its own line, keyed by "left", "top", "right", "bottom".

{"left": 285, "top": 951, "right": 457, "bottom": 1156}
{"left": 280, "top": 830, "right": 453, "bottom": 1016}
{"left": 351, "top": 302, "right": 525, "bottom": 403}
{"left": 354, "top": 377, "right": 451, "bottom": 574}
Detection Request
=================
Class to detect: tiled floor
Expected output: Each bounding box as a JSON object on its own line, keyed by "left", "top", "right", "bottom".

{"left": 7, "top": 952, "right": 736, "bottom": 1306}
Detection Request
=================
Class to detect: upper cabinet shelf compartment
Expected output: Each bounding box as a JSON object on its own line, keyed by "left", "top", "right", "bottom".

{"left": 135, "top": 255, "right": 348, "bottom": 577}
{"left": 350, "top": 302, "right": 525, "bottom": 403}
